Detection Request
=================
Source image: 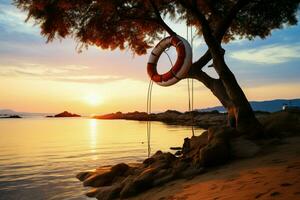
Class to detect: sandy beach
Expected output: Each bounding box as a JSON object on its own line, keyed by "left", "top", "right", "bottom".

{"left": 129, "top": 137, "right": 300, "bottom": 200}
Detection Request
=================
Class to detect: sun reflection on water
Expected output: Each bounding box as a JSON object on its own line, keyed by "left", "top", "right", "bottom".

{"left": 89, "top": 119, "right": 99, "bottom": 160}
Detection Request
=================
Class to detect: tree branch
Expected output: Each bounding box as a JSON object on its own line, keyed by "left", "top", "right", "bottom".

{"left": 190, "top": 0, "right": 251, "bottom": 70}
{"left": 187, "top": 68, "right": 232, "bottom": 107}
{"left": 187, "top": 67, "right": 214, "bottom": 89}
{"left": 179, "top": 0, "right": 222, "bottom": 57}
{"left": 149, "top": 0, "right": 176, "bottom": 36}
{"left": 214, "top": 0, "right": 250, "bottom": 40}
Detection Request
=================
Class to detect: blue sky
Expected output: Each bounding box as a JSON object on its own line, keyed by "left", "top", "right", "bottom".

{"left": 0, "top": 0, "right": 299, "bottom": 113}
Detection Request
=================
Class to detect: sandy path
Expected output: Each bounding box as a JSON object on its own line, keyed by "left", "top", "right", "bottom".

{"left": 129, "top": 137, "right": 300, "bottom": 200}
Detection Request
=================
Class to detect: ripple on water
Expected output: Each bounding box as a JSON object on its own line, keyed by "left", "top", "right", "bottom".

{"left": 0, "top": 118, "right": 204, "bottom": 199}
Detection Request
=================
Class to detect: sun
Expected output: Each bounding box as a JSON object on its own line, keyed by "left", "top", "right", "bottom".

{"left": 85, "top": 93, "right": 103, "bottom": 106}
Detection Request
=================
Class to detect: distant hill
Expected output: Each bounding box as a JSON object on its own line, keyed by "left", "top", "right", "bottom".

{"left": 199, "top": 99, "right": 300, "bottom": 113}
{"left": 0, "top": 109, "right": 18, "bottom": 115}
{"left": 0, "top": 109, "right": 51, "bottom": 117}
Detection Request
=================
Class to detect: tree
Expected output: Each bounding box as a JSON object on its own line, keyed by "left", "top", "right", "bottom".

{"left": 15, "top": 0, "right": 300, "bottom": 137}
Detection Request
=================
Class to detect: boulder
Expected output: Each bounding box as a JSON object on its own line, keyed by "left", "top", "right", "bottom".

{"left": 180, "top": 166, "right": 205, "bottom": 178}
{"left": 133, "top": 168, "right": 157, "bottom": 189}
{"left": 110, "top": 163, "right": 130, "bottom": 175}
{"left": 230, "top": 137, "right": 261, "bottom": 158}
{"left": 198, "top": 127, "right": 235, "bottom": 167}
{"left": 86, "top": 184, "right": 122, "bottom": 200}
{"left": 83, "top": 163, "right": 130, "bottom": 187}
{"left": 182, "top": 131, "right": 209, "bottom": 159}
{"left": 262, "top": 111, "right": 300, "bottom": 137}
{"left": 200, "top": 139, "right": 230, "bottom": 167}
{"left": 76, "top": 171, "right": 94, "bottom": 181}
{"left": 172, "top": 161, "right": 190, "bottom": 177}
{"left": 207, "top": 126, "right": 238, "bottom": 142}
{"left": 143, "top": 157, "right": 155, "bottom": 167}
{"left": 152, "top": 173, "right": 174, "bottom": 186}
{"left": 120, "top": 176, "right": 136, "bottom": 198}
{"left": 182, "top": 137, "right": 191, "bottom": 154}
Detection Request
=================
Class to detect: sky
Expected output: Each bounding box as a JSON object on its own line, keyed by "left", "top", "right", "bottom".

{"left": 0, "top": 1, "right": 299, "bottom": 114}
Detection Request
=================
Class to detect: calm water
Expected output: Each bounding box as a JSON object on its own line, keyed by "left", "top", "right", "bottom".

{"left": 0, "top": 117, "right": 204, "bottom": 200}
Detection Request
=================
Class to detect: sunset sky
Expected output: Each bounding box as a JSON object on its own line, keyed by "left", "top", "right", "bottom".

{"left": 0, "top": 0, "right": 300, "bottom": 114}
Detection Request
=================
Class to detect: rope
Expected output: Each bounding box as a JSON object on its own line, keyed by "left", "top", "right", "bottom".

{"left": 190, "top": 25, "right": 194, "bottom": 111}
{"left": 191, "top": 25, "right": 195, "bottom": 136}
{"left": 146, "top": 79, "right": 153, "bottom": 157}
{"left": 187, "top": 24, "right": 195, "bottom": 137}
{"left": 164, "top": 48, "right": 174, "bottom": 66}
{"left": 146, "top": 27, "right": 196, "bottom": 157}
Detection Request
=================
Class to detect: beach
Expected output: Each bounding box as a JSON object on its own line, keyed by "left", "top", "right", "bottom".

{"left": 130, "top": 136, "right": 300, "bottom": 200}
{"left": 77, "top": 110, "right": 300, "bottom": 200}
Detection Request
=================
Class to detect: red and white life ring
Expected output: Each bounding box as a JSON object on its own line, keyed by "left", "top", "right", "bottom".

{"left": 147, "top": 35, "right": 192, "bottom": 86}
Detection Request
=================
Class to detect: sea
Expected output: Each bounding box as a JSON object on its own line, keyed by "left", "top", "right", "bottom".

{"left": 0, "top": 117, "right": 204, "bottom": 200}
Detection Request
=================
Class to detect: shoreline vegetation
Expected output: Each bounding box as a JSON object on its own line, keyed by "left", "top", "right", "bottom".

{"left": 77, "top": 110, "right": 300, "bottom": 200}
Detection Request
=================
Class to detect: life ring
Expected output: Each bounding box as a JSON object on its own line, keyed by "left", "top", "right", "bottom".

{"left": 147, "top": 35, "right": 192, "bottom": 86}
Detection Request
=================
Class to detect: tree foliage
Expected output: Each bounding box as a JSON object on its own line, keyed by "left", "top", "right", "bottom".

{"left": 15, "top": 0, "right": 299, "bottom": 55}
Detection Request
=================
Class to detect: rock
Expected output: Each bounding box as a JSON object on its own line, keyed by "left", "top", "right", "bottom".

{"left": 110, "top": 163, "right": 130, "bottom": 175}
{"left": 83, "top": 163, "right": 130, "bottom": 187}
{"left": 153, "top": 172, "right": 174, "bottom": 186}
{"left": 182, "top": 132, "right": 209, "bottom": 159}
{"left": 120, "top": 176, "right": 136, "bottom": 198}
{"left": 174, "top": 150, "right": 182, "bottom": 156}
{"left": 76, "top": 171, "right": 94, "bottom": 181}
{"left": 191, "top": 131, "right": 209, "bottom": 147}
{"left": 207, "top": 126, "right": 238, "bottom": 142}
{"left": 53, "top": 111, "right": 81, "bottom": 117}
{"left": 144, "top": 151, "right": 177, "bottom": 169}
{"left": 182, "top": 137, "right": 191, "bottom": 154}
{"left": 180, "top": 166, "right": 205, "bottom": 178}
{"left": 172, "top": 161, "right": 190, "bottom": 177}
{"left": 153, "top": 150, "right": 163, "bottom": 157}
{"left": 151, "top": 152, "right": 176, "bottom": 163}
{"left": 261, "top": 111, "right": 300, "bottom": 137}
{"left": 133, "top": 168, "right": 157, "bottom": 188}
{"left": 86, "top": 187, "right": 100, "bottom": 197}
{"left": 88, "top": 184, "right": 122, "bottom": 200}
{"left": 198, "top": 127, "right": 235, "bottom": 167}
{"left": 200, "top": 139, "right": 230, "bottom": 167}
{"left": 230, "top": 137, "right": 261, "bottom": 158}
{"left": 143, "top": 157, "right": 155, "bottom": 166}
{"left": 83, "top": 171, "right": 114, "bottom": 187}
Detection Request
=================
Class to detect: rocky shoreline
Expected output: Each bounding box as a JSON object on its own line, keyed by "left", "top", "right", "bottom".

{"left": 78, "top": 110, "right": 300, "bottom": 200}
{"left": 93, "top": 110, "right": 270, "bottom": 129}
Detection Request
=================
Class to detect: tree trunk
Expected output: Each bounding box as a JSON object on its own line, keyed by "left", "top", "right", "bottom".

{"left": 191, "top": 54, "right": 263, "bottom": 138}
{"left": 182, "top": 0, "right": 263, "bottom": 137}
{"left": 207, "top": 78, "right": 262, "bottom": 137}
{"left": 211, "top": 60, "right": 263, "bottom": 137}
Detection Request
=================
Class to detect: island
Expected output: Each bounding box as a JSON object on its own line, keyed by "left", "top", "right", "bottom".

{"left": 0, "top": 115, "right": 22, "bottom": 118}
{"left": 47, "top": 111, "right": 81, "bottom": 118}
